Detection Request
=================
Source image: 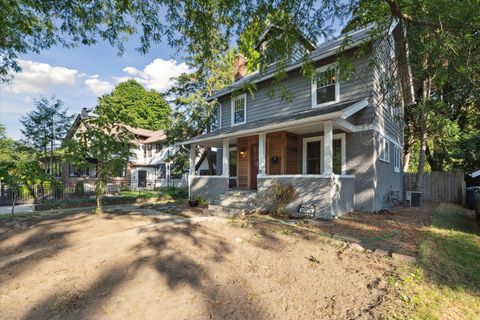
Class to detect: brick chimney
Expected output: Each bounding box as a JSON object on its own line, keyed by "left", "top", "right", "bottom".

{"left": 234, "top": 54, "right": 248, "bottom": 81}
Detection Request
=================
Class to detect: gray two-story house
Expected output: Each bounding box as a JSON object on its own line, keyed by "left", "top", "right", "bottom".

{"left": 180, "top": 25, "right": 405, "bottom": 219}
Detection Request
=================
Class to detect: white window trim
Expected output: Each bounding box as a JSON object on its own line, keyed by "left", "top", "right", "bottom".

{"left": 213, "top": 101, "right": 222, "bottom": 130}
{"left": 311, "top": 63, "right": 340, "bottom": 109}
{"left": 231, "top": 93, "right": 247, "bottom": 126}
{"left": 394, "top": 146, "right": 401, "bottom": 173}
{"left": 379, "top": 137, "right": 390, "bottom": 163}
{"left": 302, "top": 133, "right": 346, "bottom": 175}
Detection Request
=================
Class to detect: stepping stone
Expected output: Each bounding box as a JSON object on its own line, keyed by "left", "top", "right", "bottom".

{"left": 373, "top": 249, "right": 389, "bottom": 257}
{"left": 391, "top": 253, "right": 417, "bottom": 264}
{"left": 348, "top": 243, "right": 365, "bottom": 252}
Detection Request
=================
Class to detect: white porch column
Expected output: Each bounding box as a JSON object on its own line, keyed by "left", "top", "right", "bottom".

{"left": 323, "top": 121, "right": 333, "bottom": 175}
{"left": 258, "top": 132, "right": 266, "bottom": 175}
{"left": 189, "top": 144, "right": 196, "bottom": 176}
{"left": 222, "top": 139, "right": 229, "bottom": 177}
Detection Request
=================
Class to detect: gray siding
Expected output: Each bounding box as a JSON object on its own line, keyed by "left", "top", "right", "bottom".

{"left": 217, "top": 48, "right": 375, "bottom": 129}
{"left": 372, "top": 36, "right": 404, "bottom": 145}
{"left": 257, "top": 176, "right": 354, "bottom": 219}
{"left": 190, "top": 176, "right": 228, "bottom": 201}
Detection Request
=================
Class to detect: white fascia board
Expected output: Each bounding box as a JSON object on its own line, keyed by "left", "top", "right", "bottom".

{"left": 340, "top": 98, "right": 369, "bottom": 119}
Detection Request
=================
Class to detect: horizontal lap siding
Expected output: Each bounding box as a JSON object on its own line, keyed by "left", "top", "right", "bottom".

{"left": 217, "top": 48, "right": 375, "bottom": 128}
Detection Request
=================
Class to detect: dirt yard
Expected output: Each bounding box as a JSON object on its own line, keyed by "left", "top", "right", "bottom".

{"left": 0, "top": 209, "right": 395, "bottom": 320}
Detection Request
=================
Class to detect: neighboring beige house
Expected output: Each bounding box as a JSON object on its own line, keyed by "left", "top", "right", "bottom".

{"left": 62, "top": 109, "right": 183, "bottom": 189}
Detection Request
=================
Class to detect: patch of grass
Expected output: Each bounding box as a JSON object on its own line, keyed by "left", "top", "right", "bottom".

{"left": 391, "top": 203, "right": 480, "bottom": 320}
{"left": 280, "top": 228, "right": 294, "bottom": 235}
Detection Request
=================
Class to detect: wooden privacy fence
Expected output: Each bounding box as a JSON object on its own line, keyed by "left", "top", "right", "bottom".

{"left": 404, "top": 171, "right": 465, "bottom": 204}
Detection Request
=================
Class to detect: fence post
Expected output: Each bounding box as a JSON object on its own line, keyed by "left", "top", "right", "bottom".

{"left": 461, "top": 180, "right": 467, "bottom": 207}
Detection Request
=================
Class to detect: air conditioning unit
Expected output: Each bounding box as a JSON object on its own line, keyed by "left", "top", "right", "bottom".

{"left": 406, "top": 191, "right": 422, "bottom": 207}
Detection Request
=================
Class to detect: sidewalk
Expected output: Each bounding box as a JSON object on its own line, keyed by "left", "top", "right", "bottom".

{"left": 0, "top": 204, "right": 35, "bottom": 215}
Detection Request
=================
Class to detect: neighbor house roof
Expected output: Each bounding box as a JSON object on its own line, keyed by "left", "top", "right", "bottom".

{"left": 65, "top": 112, "right": 167, "bottom": 145}
{"left": 207, "top": 25, "right": 376, "bottom": 101}
{"left": 179, "top": 98, "right": 367, "bottom": 145}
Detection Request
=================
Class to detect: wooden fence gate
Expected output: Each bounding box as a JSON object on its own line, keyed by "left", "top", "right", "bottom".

{"left": 404, "top": 171, "right": 465, "bottom": 204}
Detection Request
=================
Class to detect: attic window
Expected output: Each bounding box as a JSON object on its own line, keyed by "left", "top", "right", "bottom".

{"left": 312, "top": 64, "right": 340, "bottom": 108}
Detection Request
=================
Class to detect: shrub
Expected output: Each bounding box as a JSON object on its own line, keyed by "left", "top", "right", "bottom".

{"left": 74, "top": 181, "right": 85, "bottom": 197}
{"left": 197, "top": 196, "right": 208, "bottom": 206}
{"left": 260, "top": 182, "right": 298, "bottom": 216}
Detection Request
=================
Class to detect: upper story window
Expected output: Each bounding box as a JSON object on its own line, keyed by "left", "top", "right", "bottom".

{"left": 210, "top": 102, "right": 222, "bottom": 131}
{"left": 312, "top": 63, "right": 340, "bottom": 108}
{"left": 379, "top": 137, "right": 390, "bottom": 162}
{"left": 231, "top": 93, "right": 247, "bottom": 126}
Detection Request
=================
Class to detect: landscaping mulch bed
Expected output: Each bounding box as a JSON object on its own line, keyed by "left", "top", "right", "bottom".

{"left": 301, "top": 202, "right": 437, "bottom": 257}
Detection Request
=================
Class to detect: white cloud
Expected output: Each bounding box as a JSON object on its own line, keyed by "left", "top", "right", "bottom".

{"left": 1, "top": 59, "right": 78, "bottom": 94}
{"left": 118, "top": 58, "right": 190, "bottom": 92}
{"left": 84, "top": 77, "right": 114, "bottom": 96}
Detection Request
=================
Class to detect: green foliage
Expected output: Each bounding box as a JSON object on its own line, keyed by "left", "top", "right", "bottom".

{"left": 0, "top": 124, "right": 53, "bottom": 213}
{"left": 64, "top": 101, "right": 135, "bottom": 214}
{"left": 0, "top": 0, "right": 166, "bottom": 82}
{"left": 74, "top": 181, "right": 85, "bottom": 197}
{"left": 98, "top": 80, "right": 172, "bottom": 130}
{"left": 196, "top": 196, "right": 208, "bottom": 206}
{"left": 260, "top": 182, "right": 298, "bottom": 216}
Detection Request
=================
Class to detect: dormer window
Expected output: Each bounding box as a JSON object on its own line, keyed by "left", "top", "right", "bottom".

{"left": 231, "top": 94, "right": 247, "bottom": 126}
{"left": 312, "top": 63, "right": 340, "bottom": 108}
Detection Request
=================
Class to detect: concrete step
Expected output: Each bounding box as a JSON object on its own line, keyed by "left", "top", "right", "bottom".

{"left": 211, "top": 198, "right": 256, "bottom": 209}
{"left": 224, "top": 190, "right": 258, "bottom": 197}
{"left": 206, "top": 204, "right": 254, "bottom": 216}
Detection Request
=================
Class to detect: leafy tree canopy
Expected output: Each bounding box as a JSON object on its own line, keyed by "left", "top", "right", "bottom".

{"left": 98, "top": 80, "right": 171, "bottom": 130}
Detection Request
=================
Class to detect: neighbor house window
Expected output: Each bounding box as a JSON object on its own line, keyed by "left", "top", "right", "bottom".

{"left": 394, "top": 146, "right": 401, "bottom": 172}
{"left": 312, "top": 64, "right": 339, "bottom": 108}
{"left": 157, "top": 163, "right": 166, "bottom": 179}
{"left": 302, "top": 133, "right": 346, "bottom": 174}
{"left": 147, "top": 144, "right": 153, "bottom": 157}
{"left": 231, "top": 94, "right": 246, "bottom": 125}
{"left": 379, "top": 137, "right": 390, "bottom": 162}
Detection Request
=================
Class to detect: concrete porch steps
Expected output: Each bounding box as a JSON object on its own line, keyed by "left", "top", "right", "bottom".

{"left": 206, "top": 189, "right": 258, "bottom": 216}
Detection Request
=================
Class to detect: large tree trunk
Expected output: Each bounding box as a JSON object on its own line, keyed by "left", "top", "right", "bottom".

{"left": 403, "top": 149, "right": 411, "bottom": 172}
{"left": 414, "top": 76, "right": 431, "bottom": 191}
{"left": 95, "top": 169, "right": 105, "bottom": 215}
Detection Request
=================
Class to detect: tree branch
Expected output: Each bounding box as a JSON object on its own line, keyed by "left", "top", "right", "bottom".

{"left": 385, "top": 0, "right": 442, "bottom": 29}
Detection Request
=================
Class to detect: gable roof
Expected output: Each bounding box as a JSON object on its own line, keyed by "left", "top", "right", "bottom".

{"left": 65, "top": 113, "right": 166, "bottom": 145}
{"left": 207, "top": 25, "right": 376, "bottom": 101}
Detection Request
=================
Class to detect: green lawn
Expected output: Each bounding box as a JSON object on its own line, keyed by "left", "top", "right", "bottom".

{"left": 390, "top": 203, "right": 480, "bottom": 319}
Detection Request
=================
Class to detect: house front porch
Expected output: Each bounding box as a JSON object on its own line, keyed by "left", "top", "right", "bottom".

{"left": 186, "top": 116, "right": 368, "bottom": 219}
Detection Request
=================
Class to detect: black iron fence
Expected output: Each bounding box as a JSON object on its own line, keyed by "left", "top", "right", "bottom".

{"left": 0, "top": 178, "right": 187, "bottom": 206}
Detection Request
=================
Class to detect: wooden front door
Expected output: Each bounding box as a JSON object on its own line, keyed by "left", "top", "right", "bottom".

{"left": 250, "top": 144, "right": 259, "bottom": 189}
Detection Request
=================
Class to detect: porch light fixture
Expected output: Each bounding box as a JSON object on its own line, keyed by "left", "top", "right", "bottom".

{"left": 239, "top": 147, "right": 247, "bottom": 159}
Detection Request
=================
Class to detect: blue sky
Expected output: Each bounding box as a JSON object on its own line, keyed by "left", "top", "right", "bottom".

{"left": 0, "top": 34, "right": 189, "bottom": 140}
{"left": 0, "top": 15, "right": 344, "bottom": 141}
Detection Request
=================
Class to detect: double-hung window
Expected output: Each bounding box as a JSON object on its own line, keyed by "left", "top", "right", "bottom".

{"left": 231, "top": 94, "right": 246, "bottom": 126}
{"left": 379, "top": 137, "right": 390, "bottom": 162}
{"left": 302, "top": 134, "right": 346, "bottom": 175}
{"left": 394, "top": 146, "right": 401, "bottom": 172}
{"left": 312, "top": 64, "right": 340, "bottom": 107}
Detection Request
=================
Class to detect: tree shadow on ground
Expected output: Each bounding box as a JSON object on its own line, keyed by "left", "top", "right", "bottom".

{"left": 21, "top": 215, "right": 267, "bottom": 319}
